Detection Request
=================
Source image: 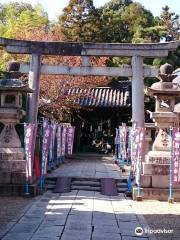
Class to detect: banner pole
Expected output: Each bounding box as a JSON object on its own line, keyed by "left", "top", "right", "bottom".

{"left": 168, "top": 126, "right": 174, "bottom": 203}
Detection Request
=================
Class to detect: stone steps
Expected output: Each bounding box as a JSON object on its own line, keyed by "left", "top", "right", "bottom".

{"left": 117, "top": 187, "right": 127, "bottom": 193}
{"left": 71, "top": 177, "right": 101, "bottom": 192}
{"left": 116, "top": 182, "right": 127, "bottom": 187}
{"left": 45, "top": 177, "right": 128, "bottom": 194}
{"left": 72, "top": 180, "right": 100, "bottom": 187}
{"left": 71, "top": 185, "right": 101, "bottom": 191}
{"left": 116, "top": 179, "right": 128, "bottom": 194}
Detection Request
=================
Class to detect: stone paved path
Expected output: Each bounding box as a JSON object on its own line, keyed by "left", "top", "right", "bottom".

{"left": 1, "top": 154, "right": 180, "bottom": 239}
{"left": 0, "top": 154, "right": 157, "bottom": 240}
{"left": 0, "top": 190, "right": 155, "bottom": 240}
{"left": 0, "top": 197, "right": 34, "bottom": 234}
{"left": 47, "top": 154, "right": 125, "bottom": 179}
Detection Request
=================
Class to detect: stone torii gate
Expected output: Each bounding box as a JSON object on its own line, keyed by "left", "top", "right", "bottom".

{"left": 0, "top": 37, "right": 179, "bottom": 127}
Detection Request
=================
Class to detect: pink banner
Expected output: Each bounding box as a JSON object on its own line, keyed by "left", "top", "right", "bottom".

{"left": 42, "top": 119, "right": 51, "bottom": 175}
{"left": 66, "top": 126, "right": 75, "bottom": 155}
{"left": 172, "top": 128, "right": 180, "bottom": 184}
{"left": 135, "top": 128, "right": 145, "bottom": 185}
{"left": 131, "top": 126, "right": 139, "bottom": 174}
{"left": 61, "top": 125, "right": 67, "bottom": 157}
{"left": 130, "top": 126, "right": 145, "bottom": 182}
{"left": 49, "top": 122, "right": 57, "bottom": 164}
{"left": 57, "top": 125, "right": 62, "bottom": 159}
{"left": 24, "top": 123, "right": 36, "bottom": 178}
{"left": 121, "top": 124, "right": 127, "bottom": 160}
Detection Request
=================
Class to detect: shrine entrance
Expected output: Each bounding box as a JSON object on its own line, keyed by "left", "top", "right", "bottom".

{"left": 70, "top": 81, "right": 132, "bottom": 152}
{"left": 0, "top": 38, "right": 178, "bottom": 130}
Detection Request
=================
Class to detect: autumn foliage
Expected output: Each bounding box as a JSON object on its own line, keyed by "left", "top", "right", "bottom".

{"left": 8, "top": 25, "right": 109, "bottom": 121}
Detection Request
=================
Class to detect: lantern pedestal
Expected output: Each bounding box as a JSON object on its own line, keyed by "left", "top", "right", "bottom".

{"left": 133, "top": 64, "right": 180, "bottom": 201}
{"left": 0, "top": 79, "right": 35, "bottom": 195}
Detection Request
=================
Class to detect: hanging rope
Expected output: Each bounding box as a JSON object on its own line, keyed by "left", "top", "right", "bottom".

{"left": 77, "top": 114, "right": 111, "bottom": 127}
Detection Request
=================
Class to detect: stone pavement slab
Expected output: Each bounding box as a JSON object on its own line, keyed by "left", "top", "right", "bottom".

{"left": 33, "top": 225, "right": 63, "bottom": 238}
{"left": 92, "top": 232, "right": 121, "bottom": 240}
{"left": 8, "top": 222, "right": 37, "bottom": 234}
{"left": 118, "top": 221, "right": 146, "bottom": 237}
{"left": 116, "top": 213, "right": 138, "bottom": 222}
{"left": 47, "top": 154, "right": 123, "bottom": 179}
{"left": 2, "top": 232, "right": 31, "bottom": 240}
{"left": 93, "top": 225, "right": 120, "bottom": 234}
{"left": 122, "top": 237, "right": 148, "bottom": 240}
{"left": 61, "top": 231, "right": 91, "bottom": 240}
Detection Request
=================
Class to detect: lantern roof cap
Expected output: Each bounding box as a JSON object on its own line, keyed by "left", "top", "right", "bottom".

{"left": 0, "top": 79, "right": 33, "bottom": 92}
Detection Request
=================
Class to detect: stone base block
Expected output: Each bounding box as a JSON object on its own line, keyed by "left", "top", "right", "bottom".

{"left": 11, "top": 172, "right": 26, "bottom": 184}
{"left": 133, "top": 187, "right": 180, "bottom": 201}
{"left": 143, "top": 163, "right": 153, "bottom": 175}
{"left": 152, "top": 175, "right": 169, "bottom": 188}
{"left": 146, "top": 151, "right": 170, "bottom": 164}
{"left": 0, "top": 160, "right": 26, "bottom": 172}
{"left": 151, "top": 175, "right": 180, "bottom": 189}
{"left": 140, "top": 175, "right": 152, "bottom": 187}
{"left": 0, "top": 148, "right": 24, "bottom": 160}
{"left": 0, "top": 184, "right": 39, "bottom": 197}
{"left": 0, "top": 171, "right": 36, "bottom": 185}
{"left": 143, "top": 163, "right": 169, "bottom": 175}
{"left": 0, "top": 172, "right": 11, "bottom": 184}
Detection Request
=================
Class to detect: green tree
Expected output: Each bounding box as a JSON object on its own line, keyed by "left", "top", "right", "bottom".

{"left": 160, "top": 5, "right": 180, "bottom": 41}
{"left": 121, "top": 2, "right": 157, "bottom": 43}
{"left": 98, "top": 0, "right": 132, "bottom": 43}
{"left": 152, "top": 6, "right": 180, "bottom": 69}
{"left": 0, "top": 2, "right": 49, "bottom": 71}
{"left": 60, "top": 0, "right": 101, "bottom": 42}
{"left": 0, "top": 2, "right": 48, "bottom": 39}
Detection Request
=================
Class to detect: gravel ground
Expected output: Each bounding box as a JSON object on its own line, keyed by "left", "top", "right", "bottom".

{"left": 131, "top": 199, "right": 180, "bottom": 240}
{"left": 0, "top": 197, "right": 34, "bottom": 233}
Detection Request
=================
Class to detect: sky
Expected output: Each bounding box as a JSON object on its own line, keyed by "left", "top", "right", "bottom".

{"left": 0, "top": 0, "right": 179, "bottom": 21}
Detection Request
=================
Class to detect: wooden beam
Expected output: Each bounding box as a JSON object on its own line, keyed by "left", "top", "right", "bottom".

{"left": 20, "top": 63, "right": 159, "bottom": 78}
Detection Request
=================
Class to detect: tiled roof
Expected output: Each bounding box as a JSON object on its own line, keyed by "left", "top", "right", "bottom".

{"left": 67, "top": 81, "right": 131, "bottom": 107}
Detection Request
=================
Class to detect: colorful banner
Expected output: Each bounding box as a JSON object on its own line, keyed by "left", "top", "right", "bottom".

{"left": 24, "top": 123, "right": 36, "bottom": 178}
{"left": 57, "top": 125, "right": 62, "bottom": 162}
{"left": 130, "top": 125, "right": 139, "bottom": 174}
{"left": 49, "top": 122, "right": 57, "bottom": 169}
{"left": 127, "top": 127, "right": 132, "bottom": 164}
{"left": 115, "top": 128, "right": 120, "bottom": 145}
{"left": 66, "top": 126, "right": 75, "bottom": 155}
{"left": 114, "top": 124, "right": 128, "bottom": 168}
{"left": 121, "top": 124, "right": 127, "bottom": 162}
{"left": 61, "top": 125, "right": 67, "bottom": 157}
{"left": 172, "top": 128, "right": 180, "bottom": 184}
{"left": 135, "top": 128, "right": 145, "bottom": 185}
{"left": 41, "top": 118, "right": 51, "bottom": 175}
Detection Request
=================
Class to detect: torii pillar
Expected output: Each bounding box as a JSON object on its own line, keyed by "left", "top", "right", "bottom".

{"left": 28, "top": 54, "right": 41, "bottom": 123}
{"left": 131, "top": 55, "right": 144, "bottom": 127}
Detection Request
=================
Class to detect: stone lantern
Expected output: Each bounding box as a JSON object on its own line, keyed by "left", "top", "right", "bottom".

{"left": 137, "top": 63, "right": 180, "bottom": 200}
{"left": 0, "top": 79, "right": 33, "bottom": 193}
